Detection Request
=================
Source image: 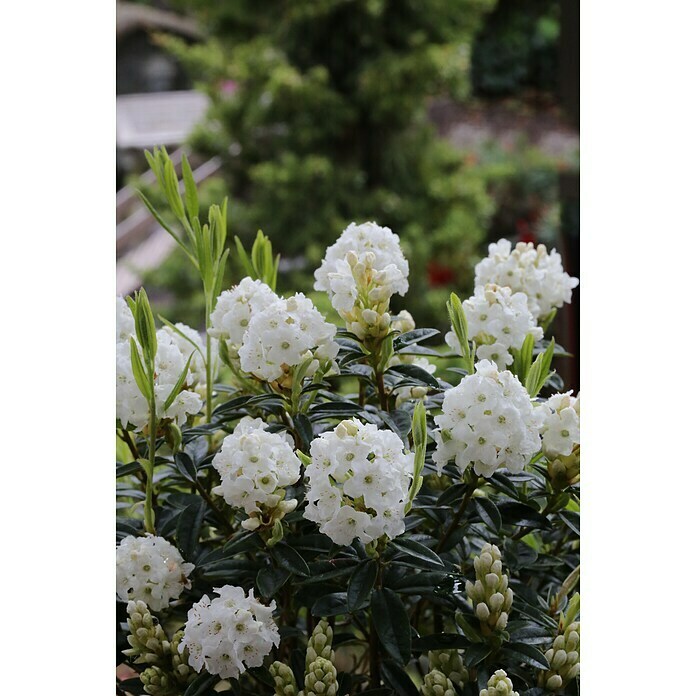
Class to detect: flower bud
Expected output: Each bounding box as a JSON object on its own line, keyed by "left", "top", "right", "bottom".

{"left": 427, "top": 650, "right": 468, "bottom": 688}
{"left": 304, "top": 656, "right": 337, "bottom": 696}
{"left": 541, "top": 594, "right": 580, "bottom": 691}
{"left": 306, "top": 620, "right": 335, "bottom": 670}
{"left": 479, "top": 669, "right": 519, "bottom": 696}
{"left": 270, "top": 661, "right": 299, "bottom": 696}
{"left": 421, "top": 669, "right": 455, "bottom": 696}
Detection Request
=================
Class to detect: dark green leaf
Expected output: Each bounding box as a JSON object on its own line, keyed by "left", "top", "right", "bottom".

{"left": 559, "top": 510, "right": 580, "bottom": 536}
{"left": 174, "top": 452, "right": 198, "bottom": 483}
{"left": 176, "top": 500, "right": 205, "bottom": 560}
{"left": 347, "top": 560, "right": 378, "bottom": 612}
{"left": 256, "top": 567, "right": 291, "bottom": 598}
{"left": 116, "top": 461, "right": 143, "bottom": 478}
{"left": 272, "top": 544, "right": 310, "bottom": 577}
{"left": 311, "top": 592, "right": 349, "bottom": 617}
{"left": 412, "top": 633, "right": 470, "bottom": 651}
{"left": 183, "top": 672, "right": 218, "bottom": 696}
{"left": 473, "top": 497, "right": 502, "bottom": 533}
{"left": 371, "top": 589, "right": 411, "bottom": 664}
{"left": 508, "top": 623, "right": 553, "bottom": 645}
{"left": 391, "top": 538, "right": 444, "bottom": 568}
{"left": 380, "top": 660, "right": 419, "bottom": 696}
{"left": 489, "top": 472, "right": 520, "bottom": 499}
{"left": 387, "top": 363, "right": 440, "bottom": 389}
{"left": 502, "top": 642, "right": 550, "bottom": 670}
{"left": 462, "top": 644, "right": 492, "bottom": 667}
{"left": 292, "top": 413, "right": 314, "bottom": 450}
{"left": 393, "top": 328, "right": 440, "bottom": 350}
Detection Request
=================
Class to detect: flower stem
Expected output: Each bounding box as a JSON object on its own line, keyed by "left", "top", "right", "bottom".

{"left": 435, "top": 474, "right": 480, "bottom": 553}
{"left": 144, "top": 399, "right": 157, "bottom": 534}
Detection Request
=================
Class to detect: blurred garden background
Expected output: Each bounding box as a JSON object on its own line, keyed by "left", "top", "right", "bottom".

{"left": 116, "top": 0, "right": 579, "bottom": 391}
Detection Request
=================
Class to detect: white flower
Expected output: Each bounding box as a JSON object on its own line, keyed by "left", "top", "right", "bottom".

{"left": 116, "top": 305, "right": 203, "bottom": 430}
{"left": 117, "top": 296, "right": 135, "bottom": 344}
{"left": 116, "top": 534, "right": 194, "bottom": 611}
{"left": 445, "top": 284, "right": 542, "bottom": 370}
{"left": 314, "top": 222, "right": 409, "bottom": 336}
{"left": 158, "top": 323, "right": 219, "bottom": 392}
{"left": 433, "top": 360, "right": 542, "bottom": 478}
{"left": 239, "top": 293, "right": 338, "bottom": 383}
{"left": 304, "top": 419, "right": 414, "bottom": 545}
{"left": 539, "top": 392, "right": 580, "bottom": 458}
{"left": 209, "top": 277, "right": 279, "bottom": 353}
{"left": 212, "top": 417, "right": 300, "bottom": 526}
{"left": 474, "top": 239, "right": 579, "bottom": 320}
{"left": 180, "top": 585, "right": 279, "bottom": 680}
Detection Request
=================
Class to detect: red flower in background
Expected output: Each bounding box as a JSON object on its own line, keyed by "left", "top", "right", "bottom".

{"left": 427, "top": 261, "right": 455, "bottom": 287}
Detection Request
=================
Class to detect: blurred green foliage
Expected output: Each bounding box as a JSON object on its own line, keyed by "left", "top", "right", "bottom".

{"left": 472, "top": 0, "right": 560, "bottom": 96}
{"left": 151, "top": 0, "right": 496, "bottom": 325}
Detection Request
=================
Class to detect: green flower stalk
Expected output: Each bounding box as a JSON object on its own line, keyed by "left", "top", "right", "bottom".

{"left": 541, "top": 594, "right": 580, "bottom": 691}
{"left": 427, "top": 650, "right": 468, "bottom": 688}
{"left": 270, "top": 662, "right": 299, "bottom": 696}
{"left": 421, "top": 669, "right": 456, "bottom": 696}
{"left": 479, "top": 669, "right": 519, "bottom": 696}
{"left": 465, "top": 544, "right": 513, "bottom": 636}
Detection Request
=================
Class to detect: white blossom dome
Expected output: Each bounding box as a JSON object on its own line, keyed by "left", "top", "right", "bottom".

{"left": 474, "top": 239, "right": 578, "bottom": 320}
{"left": 539, "top": 392, "right": 580, "bottom": 458}
{"left": 116, "top": 534, "right": 194, "bottom": 611}
{"left": 180, "top": 585, "right": 279, "bottom": 680}
{"left": 159, "top": 323, "right": 219, "bottom": 392}
{"left": 314, "top": 221, "right": 409, "bottom": 295}
{"left": 212, "top": 417, "right": 301, "bottom": 527}
{"left": 433, "top": 361, "right": 542, "bottom": 478}
{"left": 304, "top": 419, "right": 414, "bottom": 545}
{"left": 238, "top": 293, "right": 339, "bottom": 383}
{"left": 117, "top": 296, "right": 135, "bottom": 344}
{"left": 209, "top": 277, "right": 279, "bottom": 353}
{"left": 116, "top": 311, "right": 203, "bottom": 431}
{"left": 445, "top": 284, "right": 543, "bottom": 370}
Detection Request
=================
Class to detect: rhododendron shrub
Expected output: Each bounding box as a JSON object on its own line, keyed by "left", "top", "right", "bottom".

{"left": 117, "top": 149, "right": 580, "bottom": 696}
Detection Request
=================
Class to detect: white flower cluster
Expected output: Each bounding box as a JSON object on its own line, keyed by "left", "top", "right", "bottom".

{"left": 475, "top": 239, "right": 579, "bottom": 320}
{"left": 239, "top": 292, "right": 339, "bottom": 384}
{"left": 540, "top": 392, "right": 580, "bottom": 458}
{"left": 433, "top": 360, "right": 542, "bottom": 478}
{"left": 212, "top": 417, "right": 301, "bottom": 530}
{"left": 180, "top": 585, "right": 279, "bottom": 680}
{"left": 159, "top": 322, "right": 218, "bottom": 393}
{"left": 304, "top": 419, "right": 414, "bottom": 545}
{"left": 479, "top": 670, "right": 519, "bottom": 696}
{"left": 116, "top": 534, "right": 194, "bottom": 611}
{"left": 314, "top": 222, "right": 409, "bottom": 338}
{"left": 209, "top": 277, "right": 278, "bottom": 355}
{"left": 116, "top": 298, "right": 203, "bottom": 430}
{"left": 446, "top": 284, "right": 542, "bottom": 370}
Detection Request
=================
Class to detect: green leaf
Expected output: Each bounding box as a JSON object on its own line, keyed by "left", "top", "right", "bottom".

{"left": 162, "top": 350, "right": 194, "bottom": 412}
{"left": 525, "top": 338, "right": 555, "bottom": 397}
{"left": 234, "top": 236, "right": 256, "bottom": 277}
{"left": 391, "top": 538, "right": 444, "bottom": 568}
{"left": 133, "top": 289, "right": 158, "bottom": 364}
{"left": 256, "top": 566, "right": 291, "bottom": 597}
{"left": 412, "top": 633, "right": 470, "bottom": 651}
{"left": 129, "top": 337, "right": 152, "bottom": 402}
{"left": 513, "top": 333, "right": 535, "bottom": 381}
{"left": 272, "top": 544, "right": 310, "bottom": 577}
{"left": 473, "top": 497, "right": 502, "bottom": 533}
{"left": 370, "top": 588, "right": 411, "bottom": 664}
{"left": 347, "top": 560, "right": 378, "bottom": 612}
{"left": 502, "top": 642, "right": 550, "bottom": 670}
{"left": 446, "top": 292, "right": 473, "bottom": 370}
{"left": 559, "top": 510, "right": 580, "bottom": 536}
{"left": 311, "top": 592, "right": 349, "bottom": 617}
{"left": 183, "top": 672, "right": 218, "bottom": 696}
{"left": 177, "top": 500, "right": 205, "bottom": 560}
{"left": 181, "top": 152, "right": 199, "bottom": 221}
{"left": 393, "top": 328, "right": 441, "bottom": 351}
{"left": 174, "top": 452, "right": 198, "bottom": 482}
{"left": 462, "top": 643, "right": 492, "bottom": 667}
{"left": 380, "top": 660, "right": 419, "bottom": 696}
{"left": 387, "top": 363, "right": 439, "bottom": 389}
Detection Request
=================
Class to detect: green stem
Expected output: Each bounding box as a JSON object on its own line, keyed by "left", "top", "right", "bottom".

{"left": 144, "top": 398, "right": 157, "bottom": 534}
{"left": 435, "top": 474, "right": 480, "bottom": 553}
{"left": 205, "top": 294, "right": 213, "bottom": 424}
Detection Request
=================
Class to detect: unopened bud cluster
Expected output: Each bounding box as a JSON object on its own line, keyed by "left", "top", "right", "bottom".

{"left": 427, "top": 650, "right": 468, "bottom": 688}
{"left": 479, "top": 669, "right": 519, "bottom": 696}
{"left": 542, "top": 597, "right": 580, "bottom": 691}
{"left": 421, "top": 669, "right": 456, "bottom": 696}
{"left": 314, "top": 222, "right": 409, "bottom": 340}
{"left": 271, "top": 619, "right": 337, "bottom": 696}
{"left": 465, "top": 544, "right": 513, "bottom": 635}
{"left": 122, "top": 601, "right": 194, "bottom": 695}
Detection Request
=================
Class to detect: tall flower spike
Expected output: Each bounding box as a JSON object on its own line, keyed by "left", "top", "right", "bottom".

{"left": 542, "top": 594, "right": 580, "bottom": 691}
{"left": 428, "top": 650, "right": 468, "bottom": 688}
{"left": 421, "top": 669, "right": 456, "bottom": 696}
{"left": 465, "top": 544, "right": 513, "bottom": 635}
{"left": 122, "top": 600, "right": 170, "bottom": 666}
{"left": 479, "top": 669, "right": 519, "bottom": 696}
{"left": 270, "top": 662, "right": 299, "bottom": 696}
